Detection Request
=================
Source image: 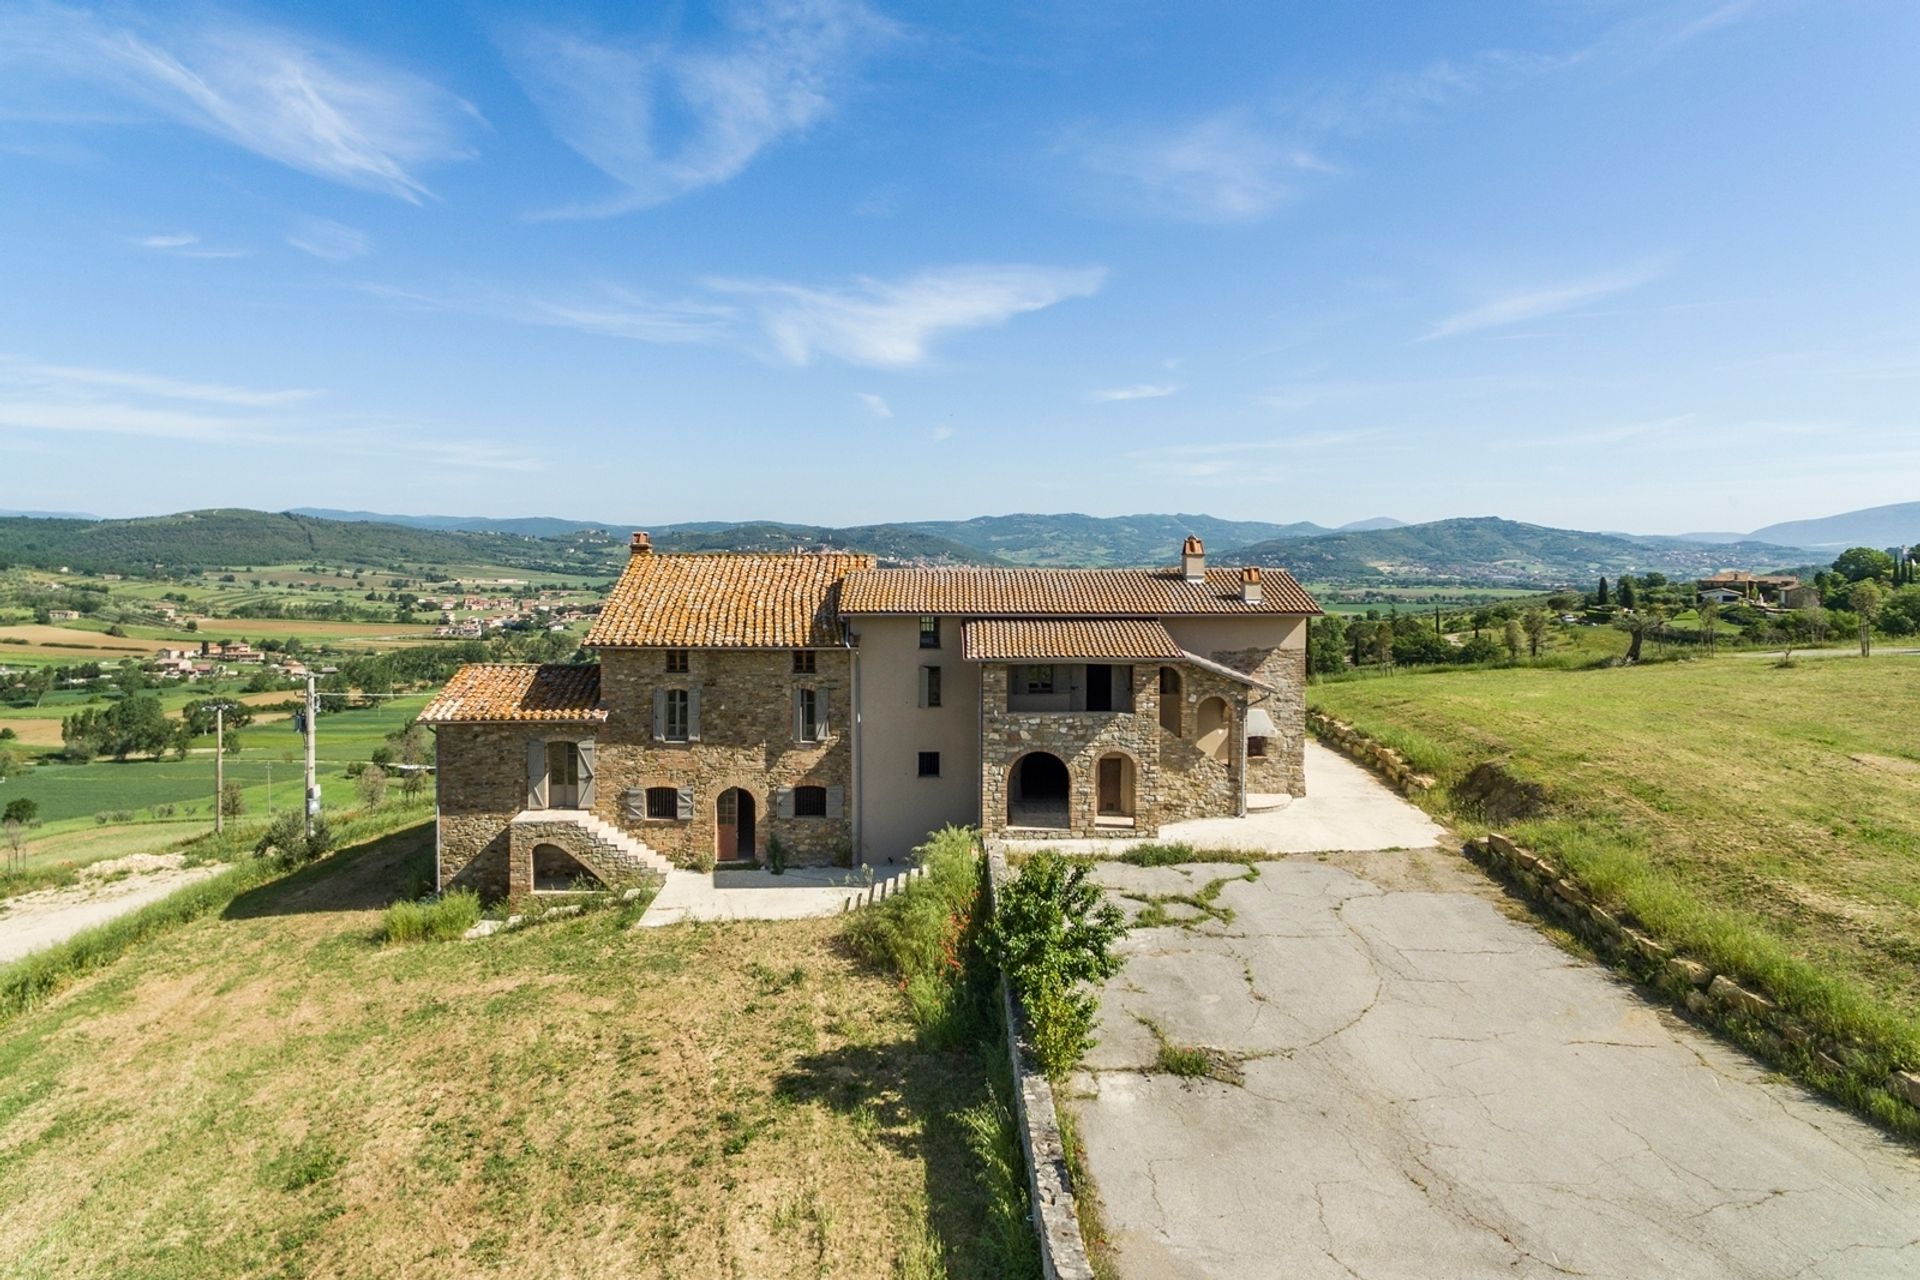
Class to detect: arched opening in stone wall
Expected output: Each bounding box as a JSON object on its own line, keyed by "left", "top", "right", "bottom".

{"left": 532, "top": 842, "right": 604, "bottom": 892}
{"left": 1195, "top": 696, "right": 1231, "bottom": 764}
{"left": 1008, "top": 752, "right": 1071, "bottom": 829}
{"left": 1157, "top": 666, "right": 1182, "bottom": 734}
{"left": 1096, "top": 753, "right": 1136, "bottom": 820}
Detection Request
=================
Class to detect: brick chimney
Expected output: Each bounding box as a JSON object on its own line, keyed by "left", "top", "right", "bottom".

{"left": 1181, "top": 535, "right": 1205, "bottom": 583}
{"left": 630, "top": 531, "right": 652, "bottom": 556}
{"left": 1241, "top": 565, "right": 1262, "bottom": 605}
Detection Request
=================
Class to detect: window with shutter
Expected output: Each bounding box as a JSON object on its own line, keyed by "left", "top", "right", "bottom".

{"left": 795, "top": 687, "right": 820, "bottom": 742}
{"left": 664, "top": 688, "right": 690, "bottom": 741}
{"left": 793, "top": 785, "right": 827, "bottom": 817}
{"left": 775, "top": 787, "right": 795, "bottom": 819}
{"left": 825, "top": 785, "right": 844, "bottom": 819}
{"left": 645, "top": 786, "right": 678, "bottom": 819}
{"left": 576, "top": 740, "right": 597, "bottom": 810}
{"left": 676, "top": 787, "right": 694, "bottom": 820}
{"left": 525, "top": 740, "right": 548, "bottom": 809}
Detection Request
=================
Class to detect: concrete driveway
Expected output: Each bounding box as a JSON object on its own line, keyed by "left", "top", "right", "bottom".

{"left": 1070, "top": 768, "right": 1920, "bottom": 1278}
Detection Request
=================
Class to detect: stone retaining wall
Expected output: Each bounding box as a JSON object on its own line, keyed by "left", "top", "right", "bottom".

{"left": 1467, "top": 831, "right": 1920, "bottom": 1124}
{"left": 1306, "top": 709, "right": 1434, "bottom": 798}
{"left": 984, "top": 841, "right": 1098, "bottom": 1280}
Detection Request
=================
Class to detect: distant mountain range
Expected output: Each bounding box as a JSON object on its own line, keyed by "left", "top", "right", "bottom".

{"left": 0, "top": 505, "right": 1869, "bottom": 588}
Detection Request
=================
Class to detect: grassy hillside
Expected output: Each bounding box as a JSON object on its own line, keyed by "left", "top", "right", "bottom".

{"left": 896, "top": 513, "right": 1330, "bottom": 566}
{"left": 0, "top": 825, "right": 1023, "bottom": 1278}
{"left": 1310, "top": 657, "right": 1920, "bottom": 1112}
{"left": 1235, "top": 516, "right": 1808, "bottom": 585}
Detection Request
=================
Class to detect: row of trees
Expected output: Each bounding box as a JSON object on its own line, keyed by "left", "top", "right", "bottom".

{"left": 1309, "top": 608, "right": 1557, "bottom": 675}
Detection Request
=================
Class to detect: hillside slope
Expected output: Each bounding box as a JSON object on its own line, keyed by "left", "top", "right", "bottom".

{"left": 1748, "top": 501, "right": 1920, "bottom": 550}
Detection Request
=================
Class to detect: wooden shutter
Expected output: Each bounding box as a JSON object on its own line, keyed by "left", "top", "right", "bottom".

{"left": 576, "top": 739, "right": 596, "bottom": 810}
{"left": 621, "top": 789, "right": 645, "bottom": 823}
{"left": 676, "top": 787, "right": 694, "bottom": 820}
{"left": 652, "top": 689, "right": 666, "bottom": 741}
{"left": 792, "top": 690, "right": 805, "bottom": 743}
{"left": 825, "top": 785, "right": 844, "bottom": 819}
{"left": 525, "top": 740, "right": 547, "bottom": 809}
{"left": 687, "top": 689, "right": 701, "bottom": 741}
{"left": 775, "top": 786, "right": 795, "bottom": 818}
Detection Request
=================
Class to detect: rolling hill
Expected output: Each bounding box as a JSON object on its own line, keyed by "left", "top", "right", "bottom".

{"left": 1746, "top": 501, "right": 1920, "bottom": 551}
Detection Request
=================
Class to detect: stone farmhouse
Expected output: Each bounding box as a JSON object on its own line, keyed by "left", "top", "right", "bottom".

{"left": 421, "top": 533, "right": 1320, "bottom": 898}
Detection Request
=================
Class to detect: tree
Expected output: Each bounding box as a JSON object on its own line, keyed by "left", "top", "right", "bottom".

{"left": 1502, "top": 617, "right": 1524, "bottom": 661}
{"left": 985, "top": 851, "right": 1126, "bottom": 1078}
{"left": 0, "top": 746, "right": 28, "bottom": 781}
{"left": 1849, "top": 580, "right": 1884, "bottom": 656}
{"left": 181, "top": 699, "right": 252, "bottom": 737}
{"left": 220, "top": 781, "right": 245, "bottom": 818}
{"left": 1596, "top": 576, "right": 1610, "bottom": 606}
{"left": 1522, "top": 609, "right": 1551, "bottom": 659}
{"left": 357, "top": 764, "right": 388, "bottom": 808}
{"left": 1307, "top": 614, "right": 1348, "bottom": 676}
{"left": 3, "top": 797, "right": 38, "bottom": 826}
{"left": 1369, "top": 620, "right": 1394, "bottom": 672}
{"left": 1617, "top": 576, "right": 1637, "bottom": 610}
{"left": 400, "top": 768, "right": 428, "bottom": 802}
{"left": 1833, "top": 547, "right": 1895, "bottom": 584}
{"left": 1615, "top": 609, "right": 1649, "bottom": 663}
{"left": 1697, "top": 600, "right": 1720, "bottom": 652}
{"left": 3, "top": 817, "right": 23, "bottom": 873}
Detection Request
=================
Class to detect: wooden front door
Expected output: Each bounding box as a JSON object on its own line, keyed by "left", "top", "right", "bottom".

{"left": 1098, "top": 757, "right": 1123, "bottom": 815}
{"left": 716, "top": 789, "right": 756, "bottom": 862}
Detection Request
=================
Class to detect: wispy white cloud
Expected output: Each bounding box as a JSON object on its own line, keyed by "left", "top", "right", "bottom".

{"left": 503, "top": 0, "right": 894, "bottom": 218}
{"left": 1069, "top": 52, "right": 1567, "bottom": 223}
{"left": 1090, "top": 383, "right": 1180, "bottom": 403}
{"left": 1420, "top": 261, "right": 1668, "bottom": 341}
{"left": 1662, "top": 0, "right": 1765, "bottom": 50}
{"left": 1517, "top": 412, "right": 1697, "bottom": 448}
{"left": 1123, "top": 430, "right": 1382, "bottom": 484}
{"left": 286, "top": 217, "right": 370, "bottom": 262}
{"left": 927, "top": 424, "right": 954, "bottom": 442}
{"left": 367, "top": 263, "right": 1102, "bottom": 368}
{"left": 0, "top": 356, "right": 538, "bottom": 469}
{"left": 708, "top": 264, "right": 1107, "bottom": 368}
{"left": 0, "top": 4, "right": 480, "bottom": 201}
{"left": 131, "top": 231, "right": 251, "bottom": 260}
{"left": 855, "top": 391, "right": 891, "bottom": 418}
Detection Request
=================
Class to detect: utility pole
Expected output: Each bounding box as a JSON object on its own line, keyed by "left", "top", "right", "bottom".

{"left": 304, "top": 674, "right": 319, "bottom": 839}
{"left": 214, "top": 704, "right": 225, "bottom": 835}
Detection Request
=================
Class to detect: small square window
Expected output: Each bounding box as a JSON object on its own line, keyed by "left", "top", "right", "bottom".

{"left": 664, "top": 649, "right": 689, "bottom": 673}
{"left": 1247, "top": 736, "right": 1269, "bottom": 759}
{"left": 919, "top": 616, "right": 941, "bottom": 649}
{"left": 645, "top": 786, "right": 679, "bottom": 819}
{"left": 793, "top": 785, "right": 828, "bottom": 817}
{"left": 792, "top": 649, "right": 816, "bottom": 674}
{"left": 917, "top": 751, "right": 940, "bottom": 777}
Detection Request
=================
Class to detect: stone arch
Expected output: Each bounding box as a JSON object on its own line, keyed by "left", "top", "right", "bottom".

{"left": 714, "top": 782, "right": 762, "bottom": 863}
{"left": 1157, "top": 666, "right": 1183, "bottom": 734}
{"left": 1195, "top": 696, "right": 1231, "bottom": 764}
{"left": 1095, "top": 750, "right": 1138, "bottom": 819}
{"left": 532, "top": 841, "right": 606, "bottom": 892}
{"left": 1008, "top": 751, "right": 1071, "bottom": 829}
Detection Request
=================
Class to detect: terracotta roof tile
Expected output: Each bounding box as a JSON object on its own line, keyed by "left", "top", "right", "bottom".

{"left": 586, "top": 552, "right": 873, "bottom": 648}
{"left": 419, "top": 663, "right": 606, "bottom": 724}
{"left": 841, "top": 565, "right": 1320, "bottom": 616}
{"left": 961, "top": 619, "right": 1186, "bottom": 661}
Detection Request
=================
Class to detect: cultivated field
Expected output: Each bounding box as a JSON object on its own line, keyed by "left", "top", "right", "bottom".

{"left": 1310, "top": 656, "right": 1920, "bottom": 1081}
{"left": 0, "top": 825, "right": 1013, "bottom": 1279}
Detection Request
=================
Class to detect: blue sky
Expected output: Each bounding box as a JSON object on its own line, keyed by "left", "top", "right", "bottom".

{"left": 0, "top": 0, "right": 1915, "bottom": 533}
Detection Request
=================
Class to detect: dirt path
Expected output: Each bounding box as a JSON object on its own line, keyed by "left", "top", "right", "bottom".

{"left": 0, "top": 854, "right": 223, "bottom": 965}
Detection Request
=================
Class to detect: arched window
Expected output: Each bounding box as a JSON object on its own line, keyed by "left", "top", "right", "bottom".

{"left": 1195, "top": 696, "right": 1230, "bottom": 763}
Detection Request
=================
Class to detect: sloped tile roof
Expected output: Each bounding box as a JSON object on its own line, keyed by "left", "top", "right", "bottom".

{"left": 585, "top": 551, "right": 873, "bottom": 648}
{"left": 419, "top": 663, "right": 606, "bottom": 723}
{"left": 841, "top": 565, "right": 1320, "bottom": 616}
{"left": 961, "top": 618, "right": 1186, "bottom": 661}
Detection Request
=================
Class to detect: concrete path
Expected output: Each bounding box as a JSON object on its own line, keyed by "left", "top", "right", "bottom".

{"left": 637, "top": 862, "right": 919, "bottom": 926}
{"left": 1071, "top": 773, "right": 1920, "bottom": 1277}
{"left": 1007, "top": 742, "right": 1449, "bottom": 856}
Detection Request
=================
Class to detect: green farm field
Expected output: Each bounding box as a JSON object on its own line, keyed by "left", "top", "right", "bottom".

{"left": 1310, "top": 655, "right": 1920, "bottom": 1102}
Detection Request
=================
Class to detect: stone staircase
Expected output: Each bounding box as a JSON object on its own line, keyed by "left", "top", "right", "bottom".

{"left": 512, "top": 809, "right": 676, "bottom": 881}
{"left": 842, "top": 864, "right": 927, "bottom": 913}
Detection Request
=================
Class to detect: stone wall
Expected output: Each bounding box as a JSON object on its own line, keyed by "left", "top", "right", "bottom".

{"left": 594, "top": 648, "right": 854, "bottom": 867}
{"left": 980, "top": 664, "right": 1164, "bottom": 838}
{"left": 1467, "top": 832, "right": 1920, "bottom": 1129}
{"left": 1154, "top": 663, "right": 1243, "bottom": 824}
{"left": 1216, "top": 645, "right": 1307, "bottom": 797}
{"left": 435, "top": 721, "right": 541, "bottom": 898}
{"left": 1307, "top": 710, "right": 1435, "bottom": 798}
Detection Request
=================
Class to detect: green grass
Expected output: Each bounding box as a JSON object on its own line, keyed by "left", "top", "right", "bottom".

{"left": 1310, "top": 656, "right": 1920, "bottom": 1087}
{"left": 0, "top": 817, "right": 1026, "bottom": 1278}
{"left": 379, "top": 888, "right": 482, "bottom": 943}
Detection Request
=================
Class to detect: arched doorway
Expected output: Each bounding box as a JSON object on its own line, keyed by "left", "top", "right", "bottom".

{"left": 1195, "top": 697, "right": 1230, "bottom": 763}
{"left": 1008, "top": 752, "right": 1070, "bottom": 828}
{"left": 1096, "top": 753, "right": 1136, "bottom": 820}
{"left": 1158, "top": 667, "right": 1182, "bottom": 734}
{"left": 716, "top": 787, "right": 757, "bottom": 863}
{"left": 532, "top": 842, "right": 604, "bottom": 892}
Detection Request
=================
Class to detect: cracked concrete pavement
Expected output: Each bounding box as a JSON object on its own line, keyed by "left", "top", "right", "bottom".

{"left": 1069, "top": 765, "right": 1920, "bottom": 1278}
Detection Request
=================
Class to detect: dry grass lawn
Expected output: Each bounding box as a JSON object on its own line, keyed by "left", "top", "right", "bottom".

{"left": 0, "top": 826, "right": 1012, "bottom": 1279}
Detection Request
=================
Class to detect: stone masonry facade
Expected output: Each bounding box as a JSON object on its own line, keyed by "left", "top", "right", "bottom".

{"left": 980, "top": 663, "right": 1165, "bottom": 838}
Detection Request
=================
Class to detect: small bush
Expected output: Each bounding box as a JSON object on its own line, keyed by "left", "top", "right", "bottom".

{"left": 255, "top": 811, "right": 334, "bottom": 868}
{"left": 988, "top": 851, "right": 1127, "bottom": 1079}
{"left": 382, "top": 888, "right": 481, "bottom": 943}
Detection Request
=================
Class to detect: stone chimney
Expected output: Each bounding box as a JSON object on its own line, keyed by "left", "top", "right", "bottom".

{"left": 630, "top": 531, "right": 652, "bottom": 557}
{"left": 1181, "top": 535, "right": 1205, "bottom": 583}
{"left": 1241, "top": 565, "right": 1262, "bottom": 605}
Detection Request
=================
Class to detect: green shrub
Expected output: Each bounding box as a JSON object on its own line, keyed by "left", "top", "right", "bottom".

{"left": 381, "top": 888, "right": 481, "bottom": 943}
{"left": 846, "top": 826, "right": 991, "bottom": 1046}
{"left": 255, "top": 811, "right": 334, "bottom": 868}
{"left": 987, "top": 851, "right": 1126, "bottom": 1079}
